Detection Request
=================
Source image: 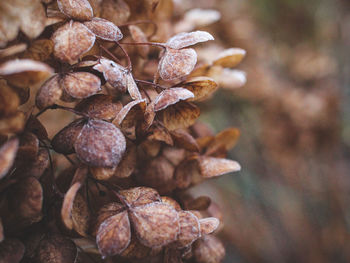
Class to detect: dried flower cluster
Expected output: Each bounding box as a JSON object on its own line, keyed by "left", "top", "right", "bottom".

{"left": 0, "top": 0, "right": 245, "bottom": 262}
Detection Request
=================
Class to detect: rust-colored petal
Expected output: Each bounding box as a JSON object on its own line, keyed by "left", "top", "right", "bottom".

{"left": 75, "top": 119, "right": 126, "bottom": 167}
{"left": 35, "top": 74, "right": 62, "bottom": 110}
{"left": 62, "top": 72, "right": 101, "bottom": 99}
{"left": 154, "top": 88, "right": 194, "bottom": 112}
{"left": 84, "top": 17, "right": 123, "bottom": 41}
{"left": 0, "top": 138, "right": 18, "bottom": 179}
{"left": 182, "top": 77, "right": 218, "bottom": 102}
{"left": 199, "top": 217, "right": 220, "bottom": 235}
{"left": 185, "top": 196, "right": 211, "bottom": 211}
{"left": 57, "top": 0, "right": 93, "bottom": 21}
{"left": 159, "top": 48, "right": 197, "bottom": 81}
{"left": 213, "top": 48, "right": 246, "bottom": 68}
{"left": 173, "top": 211, "right": 201, "bottom": 248}
{"left": 96, "top": 211, "right": 131, "bottom": 257}
{"left": 101, "top": 0, "right": 130, "bottom": 26}
{"left": 114, "top": 143, "right": 137, "bottom": 178}
{"left": 166, "top": 31, "right": 214, "bottom": 50}
{"left": 130, "top": 202, "right": 180, "bottom": 247}
{"left": 119, "top": 187, "right": 161, "bottom": 207}
{"left": 205, "top": 128, "right": 240, "bottom": 156}
{"left": 171, "top": 129, "right": 199, "bottom": 152}
{"left": 198, "top": 156, "right": 241, "bottom": 178}
{"left": 52, "top": 21, "right": 96, "bottom": 64}
{"left": 0, "top": 80, "right": 19, "bottom": 117}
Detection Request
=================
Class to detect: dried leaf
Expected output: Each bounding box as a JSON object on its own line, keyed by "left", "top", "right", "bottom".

{"left": 199, "top": 217, "right": 219, "bottom": 235}
{"left": 211, "top": 68, "right": 246, "bottom": 90}
{"left": 120, "top": 235, "right": 151, "bottom": 259}
{"left": 10, "top": 85, "right": 30, "bottom": 105}
{"left": 182, "top": 77, "right": 218, "bottom": 101}
{"left": 113, "top": 99, "right": 146, "bottom": 129}
{"left": 19, "top": 0, "right": 46, "bottom": 39}
{"left": 0, "top": 111, "right": 25, "bottom": 134}
{"left": 0, "top": 81, "right": 19, "bottom": 117}
{"left": 22, "top": 148, "right": 49, "bottom": 179}
{"left": 129, "top": 25, "right": 149, "bottom": 58}
{"left": 173, "top": 211, "right": 201, "bottom": 248}
{"left": 0, "top": 44, "right": 27, "bottom": 58}
{"left": 52, "top": 21, "right": 96, "bottom": 64}
{"left": 159, "top": 48, "right": 197, "bottom": 81}
{"left": 119, "top": 187, "right": 161, "bottom": 207}
{"left": 62, "top": 72, "right": 101, "bottom": 99}
{"left": 205, "top": 128, "right": 240, "bottom": 156}
{"left": 57, "top": 0, "right": 93, "bottom": 21}
{"left": 35, "top": 75, "right": 62, "bottom": 109}
{"left": 97, "top": 211, "right": 131, "bottom": 257}
{"left": 154, "top": 88, "right": 194, "bottom": 111}
{"left": 126, "top": 73, "right": 142, "bottom": 100}
{"left": 0, "top": 238, "right": 25, "bottom": 263}
{"left": 198, "top": 156, "right": 241, "bottom": 178}
{"left": 166, "top": 31, "right": 214, "bottom": 50}
{"left": 51, "top": 118, "right": 86, "bottom": 154}
{"left": 22, "top": 39, "right": 54, "bottom": 61}
{"left": 94, "top": 202, "right": 124, "bottom": 235}
{"left": 161, "top": 196, "right": 182, "bottom": 211}
{"left": 16, "top": 132, "right": 39, "bottom": 164}
{"left": 193, "top": 236, "right": 225, "bottom": 263}
{"left": 147, "top": 124, "right": 173, "bottom": 145}
{"left": 101, "top": 0, "right": 130, "bottom": 26}
{"left": 0, "top": 138, "right": 19, "bottom": 179}
{"left": 84, "top": 17, "right": 123, "bottom": 41}
{"left": 61, "top": 182, "right": 83, "bottom": 231}
{"left": 159, "top": 101, "right": 200, "bottom": 131}
{"left": 37, "top": 234, "right": 77, "bottom": 263}
{"left": 71, "top": 193, "right": 90, "bottom": 236}
{"left": 130, "top": 202, "right": 179, "bottom": 247}
{"left": 114, "top": 143, "right": 137, "bottom": 178}
{"left": 174, "top": 158, "right": 200, "bottom": 189}
{"left": 171, "top": 129, "right": 199, "bottom": 152}
{"left": 75, "top": 119, "right": 126, "bottom": 167}
{"left": 213, "top": 48, "right": 246, "bottom": 68}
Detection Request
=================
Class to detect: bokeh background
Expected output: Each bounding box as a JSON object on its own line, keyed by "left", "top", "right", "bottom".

{"left": 176, "top": 0, "right": 350, "bottom": 262}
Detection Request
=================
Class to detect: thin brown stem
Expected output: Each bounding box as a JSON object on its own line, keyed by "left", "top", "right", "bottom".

{"left": 120, "top": 20, "right": 158, "bottom": 38}
{"left": 35, "top": 104, "right": 89, "bottom": 119}
{"left": 120, "top": 41, "right": 166, "bottom": 49}
{"left": 115, "top": 41, "right": 132, "bottom": 71}
{"left": 98, "top": 43, "right": 122, "bottom": 64}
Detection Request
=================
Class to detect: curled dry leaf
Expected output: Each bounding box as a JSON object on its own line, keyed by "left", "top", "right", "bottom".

{"left": 129, "top": 25, "right": 150, "bottom": 58}
{"left": 0, "top": 59, "right": 53, "bottom": 88}
{"left": 35, "top": 75, "right": 61, "bottom": 109}
{"left": 159, "top": 48, "right": 197, "bottom": 81}
{"left": 154, "top": 88, "right": 194, "bottom": 111}
{"left": 62, "top": 72, "right": 101, "bottom": 99}
{"left": 52, "top": 21, "right": 96, "bottom": 64}
{"left": 166, "top": 31, "right": 214, "bottom": 50}
{"left": 113, "top": 99, "right": 146, "bottom": 129}
{"left": 97, "top": 211, "right": 131, "bottom": 257}
{"left": 0, "top": 238, "right": 25, "bottom": 263}
{"left": 159, "top": 101, "right": 200, "bottom": 131}
{"left": 119, "top": 187, "right": 161, "bottom": 207}
{"left": 130, "top": 202, "right": 180, "bottom": 247}
{"left": 213, "top": 48, "right": 246, "bottom": 68}
{"left": 205, "top": 128, "right": 240, "bottom": 156}
{"left": 198, "top": 156, "right": 241, "bottom": 178}
{"left": 199, "top": 217, "right": 220, "bottom": 235}
{"left": 0, "top": 138, "right": 19, "bottom": 179}
{"left": 57, "top": 0, "right": 93, "bottom": 21}
{"left": 193, "top": 236, "right": 225, "bottom": 263}
{"left": 171, "top": 129, "right": 199, "bottom": 152}
{"left": 84, "top": 17, "right": 123, "bottom": 41}
{"left": 182, "top": 77, "right": 218, "bottom": 101}
{"left": 75, "top": 119, "right": 126, "bottom": 167}
{"left": 37, "top": 234, "right": 77, "bottom": 263}
{"left": 51, "top": 118, "right": 86, "bottom": 154}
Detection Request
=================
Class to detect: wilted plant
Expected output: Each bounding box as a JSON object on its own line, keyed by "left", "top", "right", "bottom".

{"left": 0, "top": 0, "right": 245, "bottom": 262}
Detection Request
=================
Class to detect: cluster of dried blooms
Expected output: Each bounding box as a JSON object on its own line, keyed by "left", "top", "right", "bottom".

{"left": 0, "top": 0, "right": 245, "bottom": 262}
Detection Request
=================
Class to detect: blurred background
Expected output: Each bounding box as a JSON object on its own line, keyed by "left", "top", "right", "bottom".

{"left": 176, "top": 0, "right": 350, "bottom": 262}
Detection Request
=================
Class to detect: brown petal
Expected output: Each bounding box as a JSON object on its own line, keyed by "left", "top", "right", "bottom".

{"left": 94, "top": 202, "right": 125, "bottom": 236}
{"left": 75, "top": 119, "right": 126, "bottom": 167}
{"left": 37, "top": 234, "right": 77, "bottom": 263}
{"left": 154, "top": 88, "right": 194, "bottom": 112}
{"left": 205, "top": 128, "right": 240, "bottom": 156}
{"left": 52, "top": 21, "right": 96, "bottom": 64}
{"left": 101, "top": 0, "right": 130, "bottom": 26}
{"left": 21, "top": 39, "right": 54, "bottom": 61}
{"left": 213, "top": 48, "right": 246, "bottom": 68}
{"left": 130, "top": 202, "right": 180, "bottom": 247}
{"left": 0, "top": 80, "right": 19, "bottom": 117}
{"left": 182, "top": 77, "right": 218, "bottom": 101}
{"left": 173, "top": 211, "right": 201, "bottom": 248}
{"left": 159, "top": 101, "right": 200, "bottom": 131}
{"left": 10, "top": 85, "right": 30, "bottom": 105}
{"left": 113, "top": 99, "right": 146, "bottom": 129}
{"left": 62, "top": 72, "right": 101, "bottom": 99}
{"left": 129, "top": 25, "right": 149, "bottom": 58}
{"left": 126, "top": 73, "right": 142, "bottom": 100}
{"left": 71, "top": 193, "right": 90, "bottom": 236}
{"left": 0, "top": 111, "right": 25, "bottom": 134}
{"left": 35, "top": 75, "right": 62, "bottom": 109}
{"left": 84, "top": 17, "right": 123, "bottom": 41}
{"left": 0, "top": 59, "right": 53, "bottom": 87}
{"left": 93, "top": 58, "right": 128, "bottom": 91}
{"left": 159, "top": 48, "right": 197, "bottom": 81}
{"left": 161, "top": 196, "right": 182, "bottom": 211}
{"left": 16, "top": 132, "right": 39, "bottom": 165}
{"left": 198, "top": 156, "right": 241, "bottom": 178}
{"left": 0, "top": 138, "right": 19, "bottom": 180}
{"left": 51, "top": 118, "right": 86, "bottom": 154}
{"left": 21, "top": 148, "right": 49, "bottom": 179}
{"left": 174, "top": 157, "right": 201, "bottom": 189}
{"left": 120, "top": 235, "right": 151, "bottom": 259}
{"left": 114, "top": 143, "right": 137, "bottom": 178}
{"left": 75, "top": 94, "right": 122, "bottom": 120}
{"left": 166, "top": 31, "right": 214, "bottom": 50}
{"left": 20, "top": 0, "right": 46, "bottom": 39}
{"left": 147, "top": 124, "right": 173, "bottom": 145}
{"left": 90, "top": 166, "right": 116, "bottom": 181}
{"left": 170, "top": 129, "right": 199, "bottom": 152}
{"left": 119, "top": 187, "right": 161, "bottom": 207}
{"left": 57, "top": 0, "right": 93, "bottom": 21}
{"left": 61, "top": 182, "right": 83, "bottom": 231}
{"left": 0, "top": 238, "right": 25, "bottom": 263}
{"left": 199, "top": 217, "right": 220, "bottom": 235}
{"left": 97, "top": 211, "right": 131, "bottom": 257}
{"left": 193, "top": 236, "right": 225, "bottom": 263}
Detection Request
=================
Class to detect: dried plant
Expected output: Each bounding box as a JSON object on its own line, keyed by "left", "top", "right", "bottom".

{"left": 0, "top": 0, "right": 245, "bottom": 262}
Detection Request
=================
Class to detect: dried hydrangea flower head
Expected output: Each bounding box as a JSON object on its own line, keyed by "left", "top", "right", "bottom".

{"left": 0, "top": 0, "right": 246, "bottom": 262}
